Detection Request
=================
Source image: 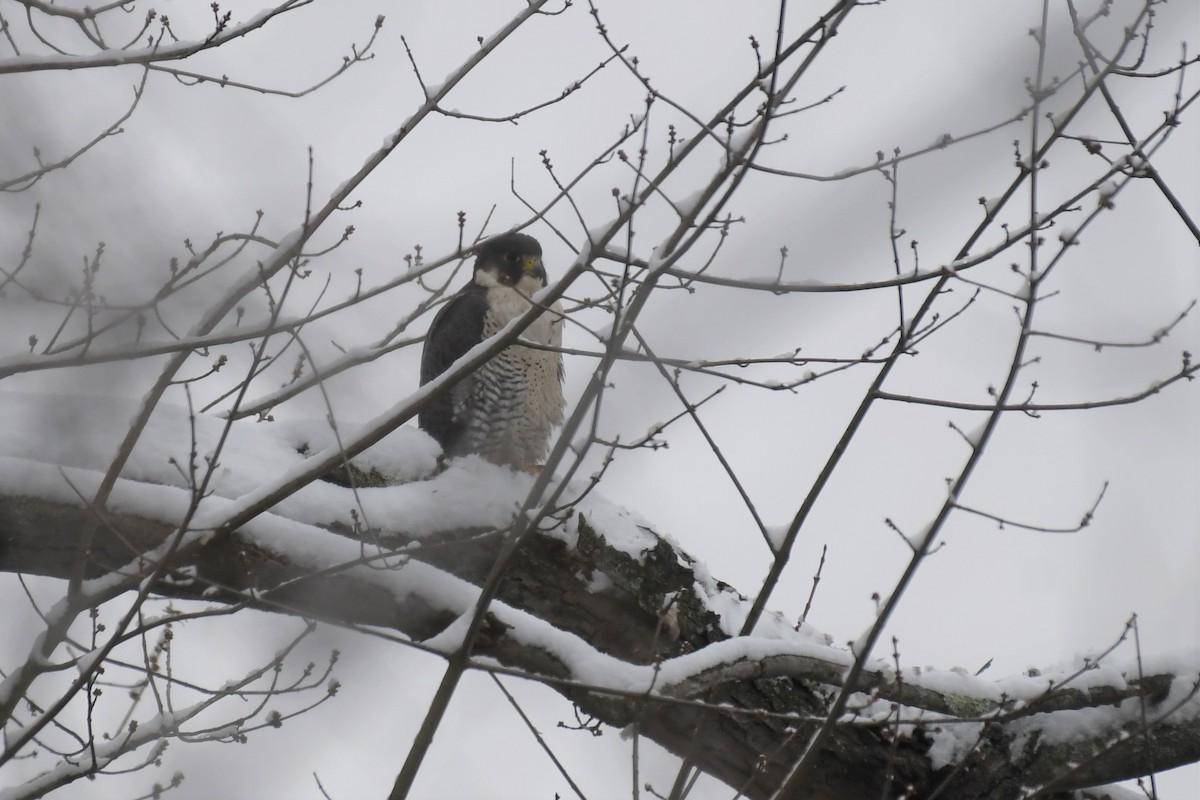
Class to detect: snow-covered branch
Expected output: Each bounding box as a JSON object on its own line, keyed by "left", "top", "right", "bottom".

{"left": 0, "top": 395, "right": 1196, "bottom": 799}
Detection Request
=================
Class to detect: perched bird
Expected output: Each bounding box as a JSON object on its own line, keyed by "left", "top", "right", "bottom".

{"left": 419, "top": 232, "right": 565, "bottom": 469}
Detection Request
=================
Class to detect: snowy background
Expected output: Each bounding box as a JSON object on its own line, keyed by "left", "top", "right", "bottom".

{"left": 0, "top": 0, "right": 1197, "bottom": 797}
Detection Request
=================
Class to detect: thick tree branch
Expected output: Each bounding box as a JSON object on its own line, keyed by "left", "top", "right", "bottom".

{"left": 1, "top": 486, "right": 1196, "bottom": 800}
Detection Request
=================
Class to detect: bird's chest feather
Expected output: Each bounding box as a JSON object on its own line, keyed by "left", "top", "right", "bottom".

{"left": 482, "top": 284, "right": 560, "bottom": 346}
{"left": 480, "top": 284, "right": 564, "bottom": 426}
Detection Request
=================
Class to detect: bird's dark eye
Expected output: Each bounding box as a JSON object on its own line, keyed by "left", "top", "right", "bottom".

{"left": 504, "top": 253, "right": 516, "bottom": 262}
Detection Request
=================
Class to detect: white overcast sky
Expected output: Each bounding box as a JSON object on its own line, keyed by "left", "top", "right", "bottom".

{"left": 0, "top": 0, "right": 1197, "bottom": 797}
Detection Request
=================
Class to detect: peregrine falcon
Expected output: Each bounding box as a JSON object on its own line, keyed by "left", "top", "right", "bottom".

{"left": 418, "top": 232, "right": 565, "bottom": 468}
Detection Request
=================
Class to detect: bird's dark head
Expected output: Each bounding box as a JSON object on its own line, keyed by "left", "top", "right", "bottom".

{"left": 472, "top": 232, "right": 546, "bottom": 289}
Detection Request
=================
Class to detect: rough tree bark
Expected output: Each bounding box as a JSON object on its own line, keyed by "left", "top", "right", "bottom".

{"left": 1, "top": 480, "right": 1196, "bottom": 800}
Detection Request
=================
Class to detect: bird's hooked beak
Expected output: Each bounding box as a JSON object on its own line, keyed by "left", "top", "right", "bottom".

{"left": 520, "top": 254, "right": 547, "bottom": 283}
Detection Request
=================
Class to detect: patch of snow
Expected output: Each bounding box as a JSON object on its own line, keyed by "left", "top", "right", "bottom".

{"left": 421, "top": 612, "right": 472, "bottom": 653}
{"left": 727, "top": 127, "right": 759, "bottom": 154}
{"left": 698, "top": 578, "right": 749, "bottom": 637}
{"left": 675, "top": 189, "right": 708, "bottom": 219}
{"left": 586, "top": 219, "right": 620, "bottom": 245}
{"left": 765, "top": 523, "right": 788, "bottom": 550}
{"left": 74, "top": 648, "right": 105, "bottom": 677}
{"left": 904, "top": 665, "right": 1002, "bottom": 704}
{"left": 0, "top": 392, "right": 527, "bottom": 541}
{"left": 568, "top": 488, "right": 660, "bottom": 560}
{"left": 748, "top": 610, "right": 805, "bottom": 642}
{"left": 1073, "top": 785, "right": 1151, "bottom": 800}
{"left": 925, "top": 720, "right": 984, "bottom": 770}
{"left": 273, "top": 417, "right": 440, "bottom": 484}
{"left": 585, "top": 571, "right": 613, "bottom": 593}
